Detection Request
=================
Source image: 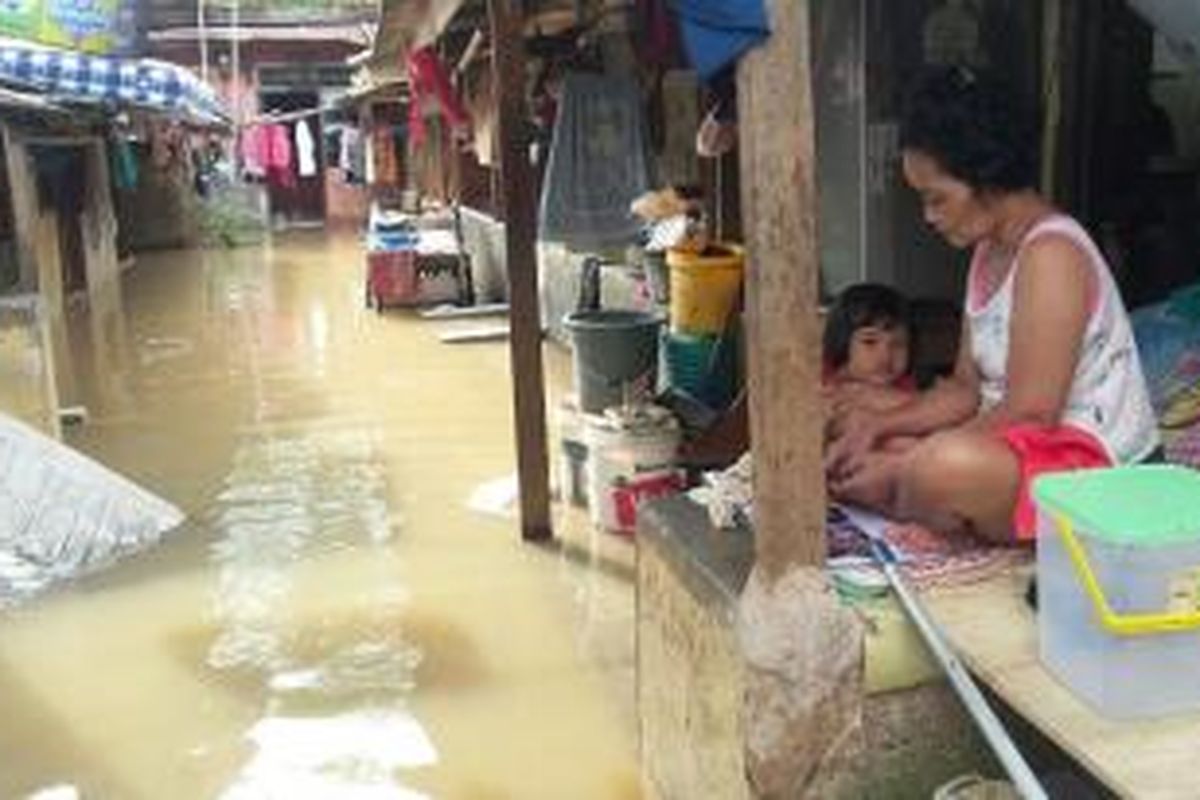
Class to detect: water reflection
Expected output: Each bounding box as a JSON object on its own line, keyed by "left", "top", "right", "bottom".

{"left": 207, "top": 428, "right": 393, "bottom": 674}
{"left": 222, "top": 709, "right": 436, "bottom": 800}
{"left": 25, "top": 786, "right": 80, "bottom": 800}
{"left": 0, "top": 234, "right": 641, "bottom": 799}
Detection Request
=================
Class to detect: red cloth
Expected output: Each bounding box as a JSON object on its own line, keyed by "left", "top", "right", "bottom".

{"left": 264, "top": 124, "right": 295, "bottom": 189}
{"left": 407, "top": 46, "right": 470, "bottom": 149}
{"left": 998, "top": 424, "right": 1112, "bottom": 541}
{"left": 243, "top": 124, "right": 295, "bottom": 188}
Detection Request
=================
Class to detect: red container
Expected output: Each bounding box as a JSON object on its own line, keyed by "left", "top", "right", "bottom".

{"left": 366, "top": 250, "right": 418, "bottom": 310}
{"left": 611, "top": 471, "right": 685, "bottom": 535}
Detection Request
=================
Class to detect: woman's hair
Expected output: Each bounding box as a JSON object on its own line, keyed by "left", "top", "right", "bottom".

{"left": 823, "top": 283, "right": 913, "bottom": 370}
{"left": 900, "top": 65, "right": 1038, "bottom": 193}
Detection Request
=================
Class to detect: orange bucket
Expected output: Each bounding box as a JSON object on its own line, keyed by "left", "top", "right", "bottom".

{"left": 667, "top": 244, "right": 744, "bottom": 334}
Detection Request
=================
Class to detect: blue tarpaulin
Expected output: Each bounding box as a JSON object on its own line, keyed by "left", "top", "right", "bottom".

{"left": 0, "top": 42, "right": 226, "bottom": 124}
{"left": 675, "top": 0, "right": 770, "bottom": 81}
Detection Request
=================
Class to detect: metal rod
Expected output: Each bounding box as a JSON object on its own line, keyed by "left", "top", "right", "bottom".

{"left": 231, "top": 0, "right": 241, "bottom": 126}
{"left": 870, "top": 540, "right": 1048, "bottom": 800}
{"left": 197, "top": 0, "right": 209, "bottom": 83}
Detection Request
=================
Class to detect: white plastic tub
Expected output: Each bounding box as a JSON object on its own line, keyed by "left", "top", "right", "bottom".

{"left": 1035, "top": 466, "right": 1200, "bottom": 719}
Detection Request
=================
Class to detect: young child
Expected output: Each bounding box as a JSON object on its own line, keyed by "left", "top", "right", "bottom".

{"left": 823, "top": 283, "right": 917, "bottom": 428}
{"left": 680, "top": 283, "right": 917, "bottom": 467}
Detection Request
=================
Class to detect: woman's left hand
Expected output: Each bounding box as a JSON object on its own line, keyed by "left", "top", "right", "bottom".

{"left": 829, "top": 449, "right": 900, "bottom": 510}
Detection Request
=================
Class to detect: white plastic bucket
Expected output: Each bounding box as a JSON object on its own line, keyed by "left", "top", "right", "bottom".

{"left": 584, "top": 405, "right": 682, "bottom": 534}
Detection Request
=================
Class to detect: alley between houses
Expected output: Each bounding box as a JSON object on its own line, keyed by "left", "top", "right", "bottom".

{"left": 0, "top": 232, "right": 642, "bottom": 800}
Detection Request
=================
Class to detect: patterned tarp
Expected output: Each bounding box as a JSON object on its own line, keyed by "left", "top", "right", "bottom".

{"left": 0, "top": 40, "right": 226, "bottom": 123}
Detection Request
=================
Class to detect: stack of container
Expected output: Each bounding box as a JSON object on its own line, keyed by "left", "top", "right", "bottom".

{"left": 558, "top": 308, "right": 681, "bottom": 535}
{"left": 662, "top": 244, "right": 744, "bottom": 410}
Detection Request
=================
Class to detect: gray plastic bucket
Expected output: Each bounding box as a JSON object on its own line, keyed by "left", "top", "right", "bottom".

{"left": 564, "top": 310, "right": 663, "bottom": 413}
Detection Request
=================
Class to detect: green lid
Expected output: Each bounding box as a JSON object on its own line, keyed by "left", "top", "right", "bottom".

{"left": 1033, "top": 466, "right": 1200, "bottom": 546}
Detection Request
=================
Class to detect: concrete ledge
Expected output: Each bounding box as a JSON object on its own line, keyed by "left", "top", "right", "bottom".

{"left": 638, "top": 496, "right": 752, "bottom": 800}
{"left": 637, "top": 496, "right": 996, "bottom": 798}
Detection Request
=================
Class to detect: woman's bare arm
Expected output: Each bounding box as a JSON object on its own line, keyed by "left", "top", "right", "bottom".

{"left": 967, "top": 234, "right": 1089, "bottom": 433}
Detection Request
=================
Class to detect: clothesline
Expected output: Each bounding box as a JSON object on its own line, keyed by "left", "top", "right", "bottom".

{"left": 241, "top": 101, "right": 348, "bottom": 129}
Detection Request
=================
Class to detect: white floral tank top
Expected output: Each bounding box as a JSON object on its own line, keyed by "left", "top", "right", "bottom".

{"left": 966, "top": 214, "right": 1159, "bottom": 463}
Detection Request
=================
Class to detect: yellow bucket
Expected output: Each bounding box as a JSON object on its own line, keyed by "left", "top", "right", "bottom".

{"left": 667, "top": 244, "right": 744, "bottom": 335}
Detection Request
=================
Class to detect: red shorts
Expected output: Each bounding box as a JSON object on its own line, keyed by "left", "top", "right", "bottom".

{"left": 998, "top": 424, "right": 1112, "bottom": 542}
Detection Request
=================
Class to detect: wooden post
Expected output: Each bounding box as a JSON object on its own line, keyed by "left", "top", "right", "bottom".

{"left": 489, "top": 0, "right": 552, "bottom": 541}
{"left": 1040, "top": 0, "right": 1064, "bottom": 199}
{"left": 4, "top": 128, "right": 39, "bottom": 293}
{"left": 737, "top": 0, "right": 825, "bottom": 577}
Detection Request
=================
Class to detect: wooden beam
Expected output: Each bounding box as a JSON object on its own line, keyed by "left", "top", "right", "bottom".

{"left": 3, "top": 129, "right": 38, "bottom": 293}
{"left": 737, "top": 0, "right": 825, "bottom": 577}
{"left": 489, "top": 0, "right": 553, "bottom": 541}
{"left": 1040, "top": 0, "right": 1064, "bottom": 199}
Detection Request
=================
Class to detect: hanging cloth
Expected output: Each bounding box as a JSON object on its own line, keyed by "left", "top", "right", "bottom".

{"left": 634, "top": 0, "right": 682, "bottom": 70}
{"left": 109, "top": 137, "right": 138, "bottom": 190}
{"left": 294, "top": 119, "right": 317, "bottom": 178}
{"left": 406, "top": 46, "right": 470, "bottom": 149}
{"left": 372, "top": 125, "right": 398, "bottom": 186}
{"left": 240, "top": 125, "right": 267, "bottom": 178}
{"left": 538, "top": 73, "right": 655, "bottom": 250}
{"left": 674, "top": 0, "right": 770, "bottom": 81}
{"left": 265, "top": 124, "right": 295, "bottom": 189}
{"left": 339, "top": 126, "right": 364, "bottom": 182}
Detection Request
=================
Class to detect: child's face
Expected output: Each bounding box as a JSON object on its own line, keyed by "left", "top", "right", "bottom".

{"left": 845, "top": 324, "right": 910, "bottom": 385}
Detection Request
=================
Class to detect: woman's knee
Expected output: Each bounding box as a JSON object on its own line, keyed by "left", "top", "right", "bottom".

{"left": 899, "top": 430, "right": 1019, "bottom": 513}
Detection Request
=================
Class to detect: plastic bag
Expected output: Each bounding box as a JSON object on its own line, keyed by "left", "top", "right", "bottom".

{"left": 0, "top": 412, "right": 184, "bottom": 606}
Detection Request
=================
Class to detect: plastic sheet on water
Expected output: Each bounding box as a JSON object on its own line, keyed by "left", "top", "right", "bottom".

{"left": 0, "top": 411, "right": 184, "bottom": 607}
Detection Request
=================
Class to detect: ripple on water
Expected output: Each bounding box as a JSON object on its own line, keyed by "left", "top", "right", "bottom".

{"left": 206, "top": 427, "right": 398, "bottom": 676}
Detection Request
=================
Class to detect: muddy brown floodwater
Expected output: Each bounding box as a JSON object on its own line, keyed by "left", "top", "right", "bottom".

{"left": 0, "top": 232, "right": 642, "bottom": 800}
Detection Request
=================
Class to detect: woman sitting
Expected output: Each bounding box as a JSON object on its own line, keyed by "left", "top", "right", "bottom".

{"left": 826, "top": 66, "right": 1159, "bottom": 543}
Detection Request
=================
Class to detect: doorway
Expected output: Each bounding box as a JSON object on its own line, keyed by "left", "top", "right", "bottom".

{"left": 31, "top": 144, "right": 88, "bottom": 299}
{"left": 259, "top": 89, "right": 325, "bottom": 227}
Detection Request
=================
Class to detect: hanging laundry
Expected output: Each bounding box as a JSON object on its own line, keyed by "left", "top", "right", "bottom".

{"left": 674, "top": 0, "right": 770, "bottom": 80}
{"left": 264, "top": 124, "right": 295, "bottom": 189}
{"left": 634, "top": 0, "right": 682, "bottom": 70}
{"left": 339, "top": 126, "right": 366, "bottom": 183}
{"left": 239, "top": 125, "right": 267, "bottom": 179}
{"left": 539, "top": 73, "right": 655, "bottom": 250}
{"left": 464, "top": 69, "right": 498, "bottom": 167}
{"left": 294, "top": 119, "right": 317, "bottom": 178}
{"left": 372, "top": 125, "right": 398, "bottom": 186}
{"left": 109, "top": 137, "right": 138, "bottom": 190}
{"left": 407, "top": 46, "right": 470, "bottom": 149}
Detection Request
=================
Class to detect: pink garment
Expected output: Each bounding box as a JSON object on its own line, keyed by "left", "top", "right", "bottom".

{"left": 264, "top": 124, "right": 295, "bottom": 189}
{"left": 240, "top": 126, "right": 267, "bottom": 177}
{"left": 241, "top": 124, "right": 294, "bottom": 186}
{"left": 407, "top": 46, "right": 470, "bottom": 148}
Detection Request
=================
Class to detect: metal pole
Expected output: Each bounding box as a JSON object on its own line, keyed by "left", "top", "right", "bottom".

{"left": 870, "top": 539, "right": 1048, "bottom": 800}
{"left": 197, "top": 0, "right": 209, "bottom": 83}
{"left": 231, "top": 0, "right": 241, "bottom": 126}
